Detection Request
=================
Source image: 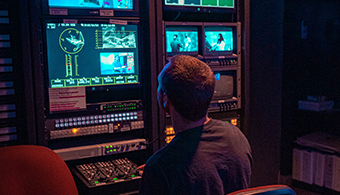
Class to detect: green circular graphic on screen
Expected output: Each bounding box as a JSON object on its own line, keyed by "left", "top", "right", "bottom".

{"left": 59, "top": 28, "right": 85, "bottom": 54}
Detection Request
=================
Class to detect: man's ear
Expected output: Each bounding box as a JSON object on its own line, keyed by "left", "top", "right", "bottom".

{"left": 161, "top": 93, "right": 170, "bottom": 113}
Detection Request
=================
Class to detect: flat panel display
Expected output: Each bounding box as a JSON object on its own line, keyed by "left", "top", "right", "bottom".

{"left": 164, "top": 0, "right": 235, "bottom": 13}
{"left": 48, "top": 0, "right": 133, "bottom": 10}
{"left": 41, "top": 0, "right": 139, "bottom": 16}
{"left": 45, "top": 21, "right": 139, "bottom": 89}
{"left": 165, "top": 26, "right": 199, "bottom": 56}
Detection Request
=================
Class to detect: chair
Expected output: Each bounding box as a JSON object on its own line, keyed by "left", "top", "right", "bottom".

{"left": 227, "top": 185, "right": 296, "bottom": 195}
{"left": 0, "top": 145, "right": 79, "bottom": 195}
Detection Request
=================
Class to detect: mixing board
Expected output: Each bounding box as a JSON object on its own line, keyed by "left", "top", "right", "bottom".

{"left": 75, "top": 158, "right": 141, "bottom": 186}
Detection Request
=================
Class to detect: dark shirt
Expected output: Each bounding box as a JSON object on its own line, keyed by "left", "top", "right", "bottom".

{"left": 139, "top": 119, "right": 252, "bottom": 195}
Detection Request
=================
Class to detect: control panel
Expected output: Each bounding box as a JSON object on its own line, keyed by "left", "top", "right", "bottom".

{"left": 46, "top": 100, "right": 144, "bottom": 140}
{"left": 75, "top": 158, "right": 141, "bottom": 186}
{"left": 203, "top": 57, "right": 238, "bottom": 67}
{"left": 208, "top": 98, "right": 238, "bottom": 112}
{"left": 54, "top": 139, "right": 146, "bottom": 161}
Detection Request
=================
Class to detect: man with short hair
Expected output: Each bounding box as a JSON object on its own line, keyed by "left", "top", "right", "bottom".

{"left": 139, "top": 55, "right": 252, "bottom": 195}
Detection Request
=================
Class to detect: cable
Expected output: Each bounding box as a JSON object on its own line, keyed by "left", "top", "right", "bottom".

{"left": 171, "top": 12, "right": 182, "bottom": 22}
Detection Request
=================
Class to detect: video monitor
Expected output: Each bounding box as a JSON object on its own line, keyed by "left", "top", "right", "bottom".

{"left": 164, "top": 0, "right": 235, "bottom": 13}
{"left": 44, "top": 20, "right": 140, "bottom": 89}
{"left": 203, "top": 24, "right": 236, "bottom": 56}
{"left": 41, "top": 0, "right": 139, "bottom": 16}
{"left": 213, "top": 71, "right": 235, "bottom": 100}
{"left": 165, "top": 25, "right": 200, "bottom": 57}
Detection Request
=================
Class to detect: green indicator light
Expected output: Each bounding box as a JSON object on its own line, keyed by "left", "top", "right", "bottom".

{"left": 115, "top": 105, "right": 117, "bottom": 108}
{"left": 131, "top": 175, "right": 135, "bottom": 177}
{"left": 225, "top": 121, "right": 229, "bottom": 123}
{"left": 107, "top": 89, "right": 109, "bottom": 91}
{"left": 104, "top": 106, "right": 106, "bottom": 109}
{"left": 113, "top": 178, "right": 118, "bottom": 180}
{"left": 114, "top": 149, "right": 117, "bottom": 151}
{"left": 94, "top": 181, "right": 99, "bottom": 184}
{"left": 106, "top": 146, "right": 109, "bottom": 148}
{"left": 110, "top": 145, "right": 113, "bottom": 147}
{"left": 110, "top": 150, "right": 113, "bottom": 152}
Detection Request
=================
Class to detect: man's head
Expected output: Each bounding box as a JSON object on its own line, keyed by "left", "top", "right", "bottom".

{"left": 173, "top": 34, "right": 178, "bottom": 40}
{"left": 158, "top": 55, "right": 215, "bottom": 122}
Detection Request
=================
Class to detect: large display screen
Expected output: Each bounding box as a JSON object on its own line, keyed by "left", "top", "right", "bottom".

{"left": 204, "top": 26, "right": 233, "bottom": 56}
{"left": 48, "top": 0, "right": 133, "bottom": 10}
{"left": 45, "top": 22, "right": 139, "bottom": 88}
{"left": 165, "top": 26, "right": 199, "bottom": 56}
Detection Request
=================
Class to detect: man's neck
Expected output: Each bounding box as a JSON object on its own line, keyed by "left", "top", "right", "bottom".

{"left": 170, "top": 107, "right": 210, "bottom": 134}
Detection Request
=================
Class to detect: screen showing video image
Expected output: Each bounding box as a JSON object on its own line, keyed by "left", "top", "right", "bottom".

{"left": 45, "top": 22, "right": 139, "bottom": 88}
{"left": 100, "top": 52, "right": 135, "bottom": 75}
{"left": 204, "top": 26, "right": 233, "bottom": 53}
{"left": 164, "top": 0, "right": 234, "bottom": 8}
{"left": 166, "top": 26, "right": 198, "bottom": 55}
{"left": 48, "top": 0, "right": 133, "bottom": 10}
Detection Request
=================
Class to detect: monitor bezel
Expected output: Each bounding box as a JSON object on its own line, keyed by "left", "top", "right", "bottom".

{"left": 41, "top": 18, "right": 142, "bottom": 115}
{"left": 41, "top": 0, "right": 140, "bottom": 17}
{"left": 203, "top": 22, "right": 238, "bottom": 57}
{"left": 164, "top": 21, "right": 203, "bottom": 58}
{"left": 163, "top": 0, "right": 236, "bottom": 14}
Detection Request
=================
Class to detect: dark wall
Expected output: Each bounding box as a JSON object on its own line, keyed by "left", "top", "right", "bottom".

{"left": 247, "top": 1, "right": 284, "bottom": 186}
{"left": 281, "top": 0, "right": 340, "bottom": 175}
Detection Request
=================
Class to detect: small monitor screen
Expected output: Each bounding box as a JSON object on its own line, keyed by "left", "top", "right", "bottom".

{"left": 45, "top": 22, "right": 139, "bottom": 88}
{"left": 48, "top": 0, "right": 133, "bottom": 10}
{"left": 204, "top": 26, "right": 233, "bottom": 56}
{"left": 213, "top": 72, "right": 234, "bottom": 99}
{"left": 165, "top": 26, "right": 199, "bottom": 56}
{"left": 164, "top": 0, "right": 234, "bottom": 9}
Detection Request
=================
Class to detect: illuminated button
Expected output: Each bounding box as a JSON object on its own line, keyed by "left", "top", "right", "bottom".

{"left": 86, "top": 121, "right": 90, "bottom": 125}
{"left": 60, "top": 119, "right": 64, "bottom": 123}
{"left": 114, "top": 114, "right": 118, "bottom": 117}
{"left": 81, "top": 121, "right": 86, "bottom": 125}
{"left": 107, "top": 114, "right": 110, "bottom": 118}
{"left": 77, "top": 117, "right": 81, "bottom": 121}
{"left": 119, "top": 118, "right": 122, "bottom": 121}
{"left": 99, "top": 119, "right": 103, "bottom": 123}
{"left": 118, "top": 114, "right": 122, "bottom": 117}
{"left": 111, "top": 114, "right": 114, "bottom": 118}
{"left": 127, "top": 117, "right": 130, "bottom": 120}
{"left": 69, "top": 122, "right": 73, "bottom": 126}
{"left": 55, "top": 120, "right": 60, "bottom": 124}
{"left": 77, "top": 122, "right": 82, "bottom": 125}
{"left": 103, "top": 119, "right": 107, "bottom": 123}
{"left": 103, "top": 115, "right": 106, "bottom": 119}
{"left": 122, "top": 117, "right": 126, "bottom": 121}
{"left": 115, "top": 118, "right": 119, "bottom": 122}
{"left": 95, "top": 120, "right": 98, "bottom": 124}
{"left": 55, "top": 123, "right": 60, "bottom": 128}
{"left": 64, "top": 118, "right": 68, "bottom": 122}
{"left": 99, "top": 115, "right": 103, "bottom": 119}
{"left": 134, "top": 116, "right": 138, "bottom": 119}
{"left": 72, "top": 128, "right": 79, "bottom": 134}
{"left": 134, "top": 112, "right": 137, "bottom": 115}
{"left": 86, "top": 116, "right": 90, "bottom": 120}
{"left": 90, "top": 116, "right": 94, "bottom": 120}
{"left": 91, "top": 120, "right": 94, "bottom": 124}
{"left": 110, "top": 118, "right": 114, "bottom": 122}
{"left": 130, "top": 112, "right": 133, "bottom": 116}
{"left": 122, "top": 113, "right": 126, "bottom": 117}
{"left": 73, "top": 118, "right": 77, "bottom": 121}
{"left": 94, "top": 116, "right": 98, "bottom": 119}
{"left": 65, "top": 123, "right": 69, "bottom": 127}
{"left": 60, "top": 123, "right": 64, "bottom": 128}
{"left": 82, "top": 117, "right": 85, "bottom": 120}
{"left": 73, "top": 122, "right": 77, "bottom": 126}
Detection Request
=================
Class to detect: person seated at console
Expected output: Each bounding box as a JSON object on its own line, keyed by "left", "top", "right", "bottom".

{"left": 138, "top": 55, "right": 252, "bottom": 195}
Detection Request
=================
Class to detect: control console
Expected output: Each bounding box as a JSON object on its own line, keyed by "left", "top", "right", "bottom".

{"left": 45, "top": 100, "right": 144, "bottom": 140}
{"left": 75, "top": 158, "right": 141, "bottom": 186}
